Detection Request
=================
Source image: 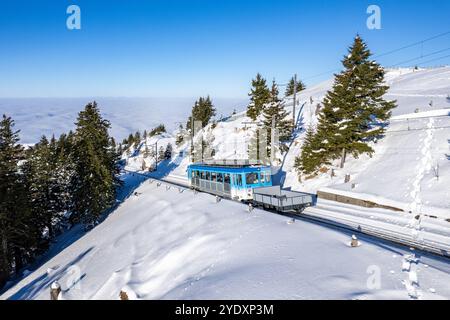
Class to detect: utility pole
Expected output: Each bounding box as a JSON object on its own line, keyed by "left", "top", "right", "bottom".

{"left": 292, "top": 74, "right": 297, "bottom": 132}
{"left": 271, "top": 116, "right": 276, "bottom": 165}
{"left": 155, "top": 140, "right": 158, "bottom": 171}
{"left": 191, "top": 117, "right": 194, "bottom": 162}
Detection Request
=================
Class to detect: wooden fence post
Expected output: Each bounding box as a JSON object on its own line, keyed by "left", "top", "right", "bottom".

{"left": 50, "top": 281, "right": 61, "bottom": 300}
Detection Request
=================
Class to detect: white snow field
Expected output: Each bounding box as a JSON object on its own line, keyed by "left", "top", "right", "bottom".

{"left": 2, "top": 172, "right": 450, "bottom": 300}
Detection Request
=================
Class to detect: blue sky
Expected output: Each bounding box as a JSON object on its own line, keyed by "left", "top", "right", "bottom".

{"left": 0, "top": 0, "right": 449, "bottom": 98}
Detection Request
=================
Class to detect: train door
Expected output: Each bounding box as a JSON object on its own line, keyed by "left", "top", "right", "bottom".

{"left": 224, "top": 173, "right": 231, "bottom": 195}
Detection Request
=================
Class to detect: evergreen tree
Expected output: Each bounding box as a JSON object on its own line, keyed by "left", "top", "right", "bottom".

{"left": 149, "top": 124, "right": 166, "bottom": 137}
{"left": 134, "top": 131, "right": 141, "bottom": 145}
{"left": 247, "top": 127, "right": 269, "bottom": 164}
{"left": 0, "top": 115, "right": 35, "bottom": 287}
{"left": 285, "top": 76, "right": 306, "bottom": 97}
{"left": 203, "top": 129, "right": 215, "bottom": 161}
{"left": 262, "top": 81, "right": 292, "bottom": 158}
{"left": 70, "top": 102, "right": 119, "bottom": 225}
{"left": 187, "top": 96, "right": 216, "bottom": 129}
{"left": 297, "top": 35, "right": 396, "bottom": 174}
{"left": 175, "top": 124, "right": 185, "bottom": 147}
{"left": 26, "top": 136, "right": 55, "bottom": 241}
{"left": 143, "top": 144, "right": 150, "bottom": 158}
{"left": 294, "top": 126, "right": 327, "bottom": 175}
{"left": 246, "top": 73, "right": 271, "bottom": 120}
{"left": 164, "top": 143, "right": 173, "bottom": 160}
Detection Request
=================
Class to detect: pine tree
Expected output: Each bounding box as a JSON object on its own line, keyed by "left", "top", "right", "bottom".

{"left": 285, "top": 76, "right": 306, "bottom": 97}
{"left": 203, "top": 129, "right": 215, "bottom": 161}
{"left": 0, "top": 115, "right": 36, "bottom": 287}
{"left": 175, "top": 124, "right": 185, "bottom": 147}
{"left": 316, "top": 35, "right": 396, "bottom": 167}
{"left": 134, "top": 131, "right": 141, "bottom": 145}
{"left": 246, "top": 73, "right": 271, "bottom": 120}
{"left": 262, "top": 81, "right": 292, "bottom": 158}
{"left": 294, "top": 126, "right": 327, "bottom": 175}
{"left": 298, "top": 35, "right": 396, "bottom": 174}
{"left": 188, "top": 96, "right": 216, "bottom": 128}
{"left": 70, "top": 102, "right": 119, "bottom": 226}
{"left": 26, "top": 136, "right": 55, "bottom": 242}
{"left": 164, "top": 143, "right": 173, "bottom": 160}
{"left": 247, "top": 127, "right": 269, "bottom": 164}
{"left": 149, "top": 124, "right": 166, "bottom": 137}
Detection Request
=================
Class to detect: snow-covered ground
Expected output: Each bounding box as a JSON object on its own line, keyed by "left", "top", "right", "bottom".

{"left": 119, "top": 68, "right": 450, "bottom": 254}
{"left": 2, "top": 172, "right": 450, "bottom": 300}
{"left": 282, "top": 67, "right": 450, "bottom": 219}
{"left": 3, "top": 67, "right": 449, "bottom": 300}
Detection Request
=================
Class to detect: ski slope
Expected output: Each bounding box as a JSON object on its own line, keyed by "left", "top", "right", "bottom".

{"left": 2, "top": 172, "right": 450, "bottom": 300}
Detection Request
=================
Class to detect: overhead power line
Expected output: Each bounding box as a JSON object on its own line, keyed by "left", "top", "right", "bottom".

{"left": 300, "top": 30, "right": 450, "bottom": 82}
{"left": 391, "top": 47, "right": 450, "bottom": 67}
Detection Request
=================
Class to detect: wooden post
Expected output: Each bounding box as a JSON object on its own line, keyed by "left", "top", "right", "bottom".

{"left": 340, "top": 148, "right": 346, "bottom": 169}
{"left": 351, "top": 235, "right": 359, "bottom": 247}
{"left": 50, "top": 281, "right": 61, "bottom": 300}
{"left": 292, "top": 74, "right": 297, "bottom": 131}
{"left": 119, "top": 290, "right": 129, "bottom": 300}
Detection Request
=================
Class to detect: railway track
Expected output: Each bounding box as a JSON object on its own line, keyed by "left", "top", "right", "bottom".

{"left": 122, "top": 169, "right": 450, "bottom": 258}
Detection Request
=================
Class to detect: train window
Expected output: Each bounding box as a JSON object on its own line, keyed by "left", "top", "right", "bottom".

{"left": 211, "top": 172, "right": 217, "bottom": 182}
{"left": 217, "top": 173, "right": 223, "bottom": 183}
{"left": 206, "top": 171, "right": 211, "bottom": 180}
{"left": 265, "top": 172, "right": 271, "bottom": 183}
{"left": 224, "top": 173, "right": 230, "bottom": 184}
{"left": 234, "top": 174, "right": 243, "bottom": 186}
{"left": 200, "top": 171, "right": 206, "bottom": 179}
{"left": 246, "top": 172, "right": 259, "bottom": 185}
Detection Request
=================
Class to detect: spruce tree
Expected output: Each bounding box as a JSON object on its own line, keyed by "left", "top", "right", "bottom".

{"left": 175, "top": 124, "right": 185, "bottom": 147}
{"left": 70, "top": 102, "right": 119, "bottom": 225}
{"left": 188, "top": 96, "right": 216, "bottom": 128}
{"left": 164, "top": 143, "right": 173, "bottom": 160}
{"left": 294, "top": 126, "right": 327, "bottom": 175}
{"left": 262, "top": 80, "right": 292, "bottom": 158}
{"left": 0, "top": 115, "right": 35, "bottom": 286}
{"left": 246, "top": 73, "right": 271, "bottom": 120}
{"left": 247, "top": 127, "right": 269, "bottom": 164}
{"left": 285, "top": 76, "right": 306, "bottom": 97}
{"left": 298, "top": 35, "right": 396, "bottom": 174}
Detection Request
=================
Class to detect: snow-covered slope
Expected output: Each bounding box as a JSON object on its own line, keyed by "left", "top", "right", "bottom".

{"left": 2, "top": 172, "right": 450, "bottom": 300}
{"left": 120, "top": 67, "right": 450, "bottom": 221}
{"left": 282, "top": 67, "right": 450, "bottom": 220}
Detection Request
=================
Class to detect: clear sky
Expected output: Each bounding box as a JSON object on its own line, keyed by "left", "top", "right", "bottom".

{"left": 1, "top": 0, "right": 449, "bottom": 98}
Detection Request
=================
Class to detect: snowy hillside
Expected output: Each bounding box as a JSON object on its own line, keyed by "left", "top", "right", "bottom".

{"left": 123, "top": 67, "right": 450, "bottom": 221}
{"left": 2, "top": 172, "right": 450, "bottom": 300}
{"left": 282, "top": 67, "right": 450, "bottom": 220}
{"left": 2, "top": 67, "right": 450, "bottom": 301}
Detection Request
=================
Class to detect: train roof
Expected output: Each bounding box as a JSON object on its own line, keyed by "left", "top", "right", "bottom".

{"left": 189, "top": 159, "right": 271, "bottom": 169}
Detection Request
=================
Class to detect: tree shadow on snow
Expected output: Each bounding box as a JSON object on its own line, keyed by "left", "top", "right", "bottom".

{"left": 6, "top": 247, "right": 94, "bottom": 300}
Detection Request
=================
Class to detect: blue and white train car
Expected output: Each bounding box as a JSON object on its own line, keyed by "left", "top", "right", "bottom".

{"left": 187, "top": 160, "right": 272, "bottom": 201}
